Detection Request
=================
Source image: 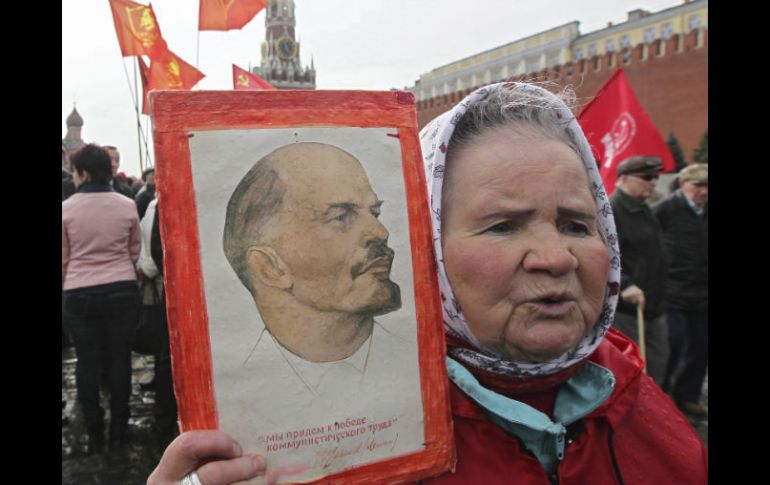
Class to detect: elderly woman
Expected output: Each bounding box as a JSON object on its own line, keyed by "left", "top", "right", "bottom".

{"left": 148, "top": 83, "right": 707, "bottom": 485}
{"left": 62, "top": 144, "right": 141, "bottom": 451}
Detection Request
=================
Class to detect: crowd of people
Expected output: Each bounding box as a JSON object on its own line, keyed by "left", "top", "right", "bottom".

{"left": 63, "top": 81, "right": 707, "bottom": 484}
{"left": 610, "top": 156, "right": 709, "bottom": 418}
{"left": 62, "top": 143, "right": 175, "bottom": 454}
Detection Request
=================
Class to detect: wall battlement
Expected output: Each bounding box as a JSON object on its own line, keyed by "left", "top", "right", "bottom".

{"left": 415, "top": 29, "right": 708, "bottom": 161}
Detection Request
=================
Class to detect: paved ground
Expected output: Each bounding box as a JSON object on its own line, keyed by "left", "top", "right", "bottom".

{"left": 62, "top": 347, "right": 707, "bottom": 484}
{"left": 62, "top": 347, "right": 177, "bottom": 485}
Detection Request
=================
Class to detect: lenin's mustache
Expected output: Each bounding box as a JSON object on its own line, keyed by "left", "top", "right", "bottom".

{"left": 350, "top": 243, "right": 395, "bottom": 279}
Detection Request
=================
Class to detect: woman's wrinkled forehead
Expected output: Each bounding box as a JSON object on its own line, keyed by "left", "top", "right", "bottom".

{"left": 442, "top": 123, "right": 591, "bottom": 207}
{"left": 447, "top": 112, "right": 583, "bottom": 164}
{"left": 448, "top": 122, "right": 582, "bottom": 162}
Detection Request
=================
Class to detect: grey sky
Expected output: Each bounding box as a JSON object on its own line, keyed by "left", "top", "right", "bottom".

{"left": 62, "top": 0, "right": 682, "bottom": 177}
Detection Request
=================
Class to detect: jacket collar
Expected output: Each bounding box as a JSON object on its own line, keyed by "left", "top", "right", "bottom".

{"left": 676, "top": 189, "right": 708, "bottom": 216}
{"left": 613, "top": 187, "right": 649, "bottom": 213}
{"left": 76, "top": 182, "right": 115, "bottom": 193}
{"left": 581, "top": 329, "right": 644, "bottom": 425}
{"left": 446, "top": 356, "right": 615, "bottom": 475}
{"left": 448, "top": 329, "right": 644, "bottom": 426}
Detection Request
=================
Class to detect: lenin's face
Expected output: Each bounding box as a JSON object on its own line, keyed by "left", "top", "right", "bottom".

{"left": 264, "top": 144, "right": 401, "bottom": 316}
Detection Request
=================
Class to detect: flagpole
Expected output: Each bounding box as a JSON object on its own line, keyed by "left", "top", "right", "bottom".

{"left": 120, "top": 58, "right": 153, "bottom": 177}
{"left": 144, "top": 119, "right": 152, "bottom": 167}
{"left": 134, "top": 58, "right": 144, "bottom": 174}
{"left": 196, "top": 30, "right": 201, "bottom": 68}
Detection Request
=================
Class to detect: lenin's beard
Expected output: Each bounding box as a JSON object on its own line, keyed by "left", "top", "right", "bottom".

{"left": 350, "top": 242, "right": 402, "bottom": 316}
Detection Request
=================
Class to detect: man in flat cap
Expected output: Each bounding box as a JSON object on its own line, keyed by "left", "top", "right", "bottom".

{"left": 610, "top": 155, "right": 669, "bottom": 387}
{"left": 653, "top": 163, "right": 708, "bottom": 418}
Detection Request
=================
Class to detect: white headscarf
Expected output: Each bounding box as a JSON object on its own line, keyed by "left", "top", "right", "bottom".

{"left": 419, "top": 82, "right": 621, "bottom": 377}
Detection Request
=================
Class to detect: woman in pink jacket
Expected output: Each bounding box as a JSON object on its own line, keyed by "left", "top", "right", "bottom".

{"left": 148, "top": 83, "right": 706, "bottom": 485}
{"left": 62, "top": 144, "right": 141, "bottom": 452}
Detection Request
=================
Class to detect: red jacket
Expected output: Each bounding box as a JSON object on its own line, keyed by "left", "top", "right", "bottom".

{"left": 421, "top": 330, "right": 708, "bottom": 484}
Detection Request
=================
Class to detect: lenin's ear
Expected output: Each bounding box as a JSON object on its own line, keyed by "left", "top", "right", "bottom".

{"left": 246, "top": 246, "right": 293, "bottom": 290}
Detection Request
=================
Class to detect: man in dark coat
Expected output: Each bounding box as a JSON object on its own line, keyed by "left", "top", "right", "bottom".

{"left": 103, "top": 145, "right": 134, "bottom": 199}
{"left": 149, "top": 203, "right": 178, "bottom": 443}
{"left": 135, "top": 168, "right": 156, "bottom": 220}
{"left": 609, "top": 155, "right": 669, "bottom": 387}
{"left": 653, "top": 163, "right": 708, "bottom": 418}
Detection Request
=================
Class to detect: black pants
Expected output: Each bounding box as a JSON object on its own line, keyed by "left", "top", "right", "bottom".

{"left": 663, "top": 306, "right": 708, "bottom": 403}
{"left": 154, "top": 290, "right": 178, "bottom": 435}
{"left": 63, "top": 287, "right": 140, "bottom": 435}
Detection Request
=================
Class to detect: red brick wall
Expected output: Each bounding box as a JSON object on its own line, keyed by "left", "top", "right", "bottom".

{"left": 416, "top": 30, "right": 708, "bottom": 162}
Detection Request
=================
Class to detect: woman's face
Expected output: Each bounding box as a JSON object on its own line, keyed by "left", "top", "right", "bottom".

{"left": 441, "top": 126, "right": 610, "bottom": 362}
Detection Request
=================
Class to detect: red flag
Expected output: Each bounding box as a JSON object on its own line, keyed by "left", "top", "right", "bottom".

{"left": 108, "top": 0, "right": 169, "bottom": 59}
{"left": 578, "top": 69, "right": 675, "bottom": 195}
{"left": 148, "top": 50, "right": 205, "bottom": 90}
{"left": 199, "top": 0, "right": 268, "bottom": 31}
{"left": 232, "top": 64, "right": 276, "bottom": 90}
{"left": 137, "top": 57, "right": 151, "bottom": 114}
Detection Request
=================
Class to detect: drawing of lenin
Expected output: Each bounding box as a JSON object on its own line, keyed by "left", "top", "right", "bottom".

{"left": 223, "top": 142, "right": 402, "bottom": 363}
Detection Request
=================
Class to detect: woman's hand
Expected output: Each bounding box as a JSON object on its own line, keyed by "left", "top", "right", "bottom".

{"left": 148, "top": 430, "right": 266, "bottom": 485}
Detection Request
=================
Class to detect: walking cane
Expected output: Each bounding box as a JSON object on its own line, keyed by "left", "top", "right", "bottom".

{"left": 637, "top": 304, "right": 647, "bottom": 374}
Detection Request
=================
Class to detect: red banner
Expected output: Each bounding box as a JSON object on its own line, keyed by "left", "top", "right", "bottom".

{"left": 108, "top": 0, "right": 168, "bottom": 59}
{"left": 578, "top": 69, "right": 674, "bottom": 195}
{"left": 148, "top": 50, "right": 205, "bottom": 91}
{"left": 199, "top": 0, "right": 268, "bottom": 31}
{"left": 138, "top": 57, "right": 151, "bottom": 114}
{"left": 232, "top": 64, "right": 276, "bottom": 90}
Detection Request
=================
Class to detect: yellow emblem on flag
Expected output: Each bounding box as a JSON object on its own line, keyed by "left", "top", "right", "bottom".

{"left": 166, "top": 59, "right": 183, "bottom": 88}
{"left": 220, "top": 0, "right": 238, "bottom": 14}
{"left": 126, "top": 5, "right": 158, "bottom": 49}
{"left": 237, "top": 74, "right": 250, "bottom": 87}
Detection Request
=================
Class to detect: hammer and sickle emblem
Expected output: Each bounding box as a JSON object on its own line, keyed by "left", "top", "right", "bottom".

{"left": 601, "top": 112, "right": 636, "bottom": 169}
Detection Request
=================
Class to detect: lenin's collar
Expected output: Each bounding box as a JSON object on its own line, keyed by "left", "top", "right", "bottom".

{"left": 273, "top": 323, "right": 378, "bottom": 394}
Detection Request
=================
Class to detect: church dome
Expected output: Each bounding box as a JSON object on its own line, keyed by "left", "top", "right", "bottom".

{"left": 66, "top": 107, "right": 83, "bottom": 128}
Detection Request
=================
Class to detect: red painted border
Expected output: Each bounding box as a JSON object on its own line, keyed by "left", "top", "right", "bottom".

{"left": 151, "top": 90, "right": 453, "bottom": 484}
{"left": 154, "top": 130, "right": 218, "bottom": 430}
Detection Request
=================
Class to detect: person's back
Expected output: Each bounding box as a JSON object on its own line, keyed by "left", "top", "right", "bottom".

{"left": 131, "top": 178, "right": 145, "bottom": 197}
{"left": 62, "top": 190, "right": 140, "bottom": 290}
{"left": 61, "top": 144, "right": 142, "bottom": 451}
{"left": 135, "top": 184, "right": 156, "bottom": 220}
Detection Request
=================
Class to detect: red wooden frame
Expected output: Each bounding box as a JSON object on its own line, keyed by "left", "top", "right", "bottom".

{"left": 150, "top": 90, "right": 453, "bottom": 484}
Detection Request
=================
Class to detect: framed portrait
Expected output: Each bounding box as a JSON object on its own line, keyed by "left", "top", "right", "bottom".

{"left": 150, "top": 90, "right": 453, "bottom": 484}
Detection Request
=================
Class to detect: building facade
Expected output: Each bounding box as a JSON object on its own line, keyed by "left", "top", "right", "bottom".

{"left": 413, "top": 22, "right": 580, "bottom": 102}
{"left": 253, "top": 0, "right": 316, "bottom": 89}
{"left": 411, "top": 0, "right": 707, "bottom": 161}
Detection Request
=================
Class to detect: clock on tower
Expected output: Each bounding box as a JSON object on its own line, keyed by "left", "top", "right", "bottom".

{"left": 252, "top": 0, "right": 316, "bottom": 90}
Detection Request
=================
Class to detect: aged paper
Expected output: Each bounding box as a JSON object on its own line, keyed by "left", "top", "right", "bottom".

{"left": 188, "top": 126, "right": 425, "bottom": 483}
